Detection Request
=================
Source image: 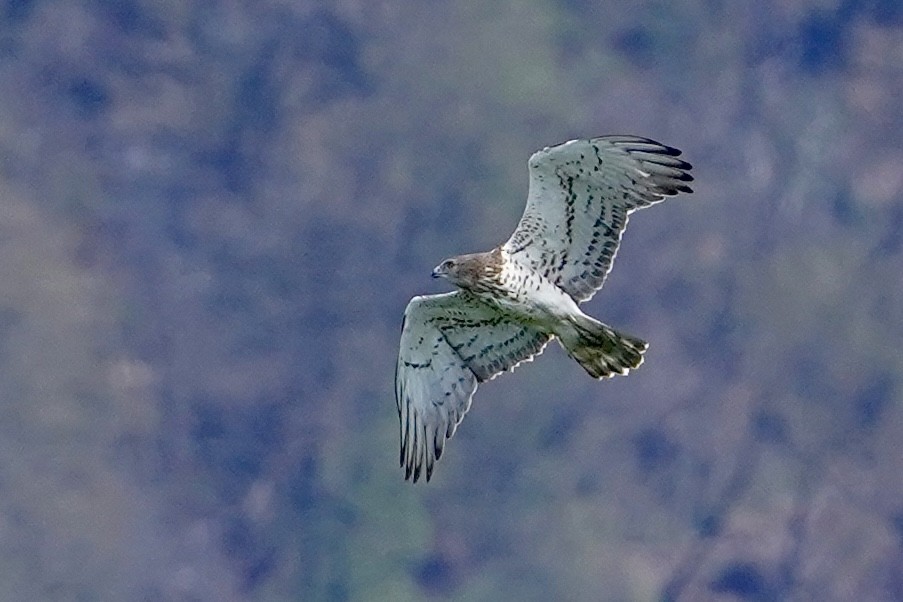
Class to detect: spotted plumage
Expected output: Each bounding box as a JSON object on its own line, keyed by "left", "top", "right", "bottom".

{"left": 396, "top": 135, "right": 693, "bottom": 482}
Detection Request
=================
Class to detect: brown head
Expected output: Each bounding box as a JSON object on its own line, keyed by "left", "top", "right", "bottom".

{"left": 432, "top": 249, "right": 503, "bottom": 291}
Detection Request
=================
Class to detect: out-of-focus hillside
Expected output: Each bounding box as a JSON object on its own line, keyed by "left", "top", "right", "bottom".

{"left": 0, "top": 1, "right": 901, "bottom": 599}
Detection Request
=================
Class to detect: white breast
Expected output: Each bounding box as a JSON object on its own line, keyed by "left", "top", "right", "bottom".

{"left": 493, "top": 252, "right": 580, "bottom": 321}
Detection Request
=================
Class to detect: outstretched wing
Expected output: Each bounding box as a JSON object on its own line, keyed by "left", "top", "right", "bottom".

{"left": 396, "top": 292, "right": 550, "bottom": 482}
{"left": 503, "top": 135, "right": 693, "bottom": 302}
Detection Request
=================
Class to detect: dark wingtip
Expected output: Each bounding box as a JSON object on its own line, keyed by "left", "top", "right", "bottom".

{"left": 633, "top": 137, "right": 683, "bottom": 156}
{"left": 674, "top": 183, "right": 694, "bottom": 194}
{"left": 674, "top": 160, "right": 693, "bottom": 193}
{"left": 402, "top": 450, "right": 440, "bottom": 484}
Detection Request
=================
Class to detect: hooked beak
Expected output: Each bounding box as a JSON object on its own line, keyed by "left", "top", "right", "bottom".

{"left": 431, "top": 266, "right": 443, "bottom": 279}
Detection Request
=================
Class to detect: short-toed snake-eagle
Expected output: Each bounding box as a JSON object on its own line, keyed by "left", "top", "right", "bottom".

{"left": 396, "top": 135, "right": 693, "bottom": 482}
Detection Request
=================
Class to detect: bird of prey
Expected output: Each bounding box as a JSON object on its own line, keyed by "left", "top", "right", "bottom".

{"left": 396, "top": 135, "right": 693, "bottom": 482}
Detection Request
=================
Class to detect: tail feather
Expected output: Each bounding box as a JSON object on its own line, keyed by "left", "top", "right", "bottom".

{"left": 560, "top": 317, "right": 648, "bottom": 379}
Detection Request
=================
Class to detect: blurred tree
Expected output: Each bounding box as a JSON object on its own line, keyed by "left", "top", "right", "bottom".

{"left": 0, "top": 0, "right": 900, "bottom": 599}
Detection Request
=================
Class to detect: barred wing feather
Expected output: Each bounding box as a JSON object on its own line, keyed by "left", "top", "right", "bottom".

{"left": 503, "top": 135, "right": 693, "bottom": 302}
{"left": 396, "top": 292, "right": 550, "bottom": 482}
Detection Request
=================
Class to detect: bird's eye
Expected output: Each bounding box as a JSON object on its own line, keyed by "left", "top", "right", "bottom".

{"left": 444, "top": 260, "right": 455, "bottom": 269}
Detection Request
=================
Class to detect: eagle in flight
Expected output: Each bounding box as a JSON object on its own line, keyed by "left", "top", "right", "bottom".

{"left": 396, "top": 135, "right": 693, "bottom": 482}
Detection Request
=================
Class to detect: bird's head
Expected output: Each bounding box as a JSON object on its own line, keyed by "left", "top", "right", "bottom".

{"left": 432, "top": 256, "right": 465, "bottom": 283}
{"left": 432, "top": 251, "right": 502, "bottom": 290}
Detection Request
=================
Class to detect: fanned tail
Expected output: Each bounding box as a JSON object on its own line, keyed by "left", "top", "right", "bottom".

{"left": 559, "top": 316, "right": 648, "bottom": 379}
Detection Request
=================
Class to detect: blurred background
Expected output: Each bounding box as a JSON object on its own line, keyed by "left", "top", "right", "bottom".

{"left": 0, "top": 1, "right": 901, "bottom": 600}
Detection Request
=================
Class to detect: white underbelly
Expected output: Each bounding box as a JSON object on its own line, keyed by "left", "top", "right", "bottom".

{"left": 481, "top": 273, "right": 579, "bottom": 325}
